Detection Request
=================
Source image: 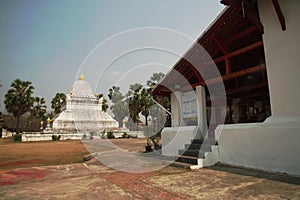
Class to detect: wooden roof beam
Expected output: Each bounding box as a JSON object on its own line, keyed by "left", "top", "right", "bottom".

{"left": 212, "top": 37, "right": 231, "bottom": 74}
{"left": 204, "top": 40, "right": 263, "bottom": 67}
{"left": 227, "top": 26, "right": 257, "bottom": 43}
{"left": 226, "top": 82, "right": 267, "bottom": 95}
{"left": 184, "top": 63, "right": 266, "bottom": 90}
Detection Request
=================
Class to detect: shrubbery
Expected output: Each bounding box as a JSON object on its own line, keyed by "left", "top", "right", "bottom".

{"left": 122, "top": 132, "right": 129, "bottom": 138}
{"left": 82, "top": 133, "right": 87, "bottom": 140}
{"left": 52, "top": 135, "right": 61, "bottom": 141}
{"left": 107, "top": 131, "right": 115, "bottom": 139}
{"left": 82, "top": 133, "right": 94, "bottom": 140}
{"left": 13, "top": 133, "right": 22, "bottom": 142}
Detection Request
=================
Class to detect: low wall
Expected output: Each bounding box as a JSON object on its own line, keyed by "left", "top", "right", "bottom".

{"left": 22, "top": 131, "right": 146, "bottom": 141}
{"left": 128, "top": 131, "right": 145, "bottom": 138}
{"left": 217, "top": 116, "right": 300, "bottom": 176}
{"left": 22, "top": 133, "right": 82, "bottom": 141}
{"left": 162, "top": 126, "right": 198, "bottom": 156}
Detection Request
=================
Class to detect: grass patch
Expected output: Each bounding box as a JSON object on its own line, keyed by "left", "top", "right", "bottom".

{"left": 0, "top": 139, "right": 89, "bottom": 170}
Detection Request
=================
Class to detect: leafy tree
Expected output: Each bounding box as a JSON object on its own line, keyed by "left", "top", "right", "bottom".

{"left": 51, "top": 93, "right": 66, "bottom": 114}
{"left": 4, "top": 79, "right": 35, "bottom": 134}
{"left": 30, "top": 97, "right": 47, "bottom": 131}
{"left": 108, "top": 86, "right": 127, "bottom": 127}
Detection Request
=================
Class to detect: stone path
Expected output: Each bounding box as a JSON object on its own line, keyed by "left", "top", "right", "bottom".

{"left": 101, "top": 172, "right": 189, "bottom": 199}
{"left": 1, "top": 158, "right": 300, "bottom": 199}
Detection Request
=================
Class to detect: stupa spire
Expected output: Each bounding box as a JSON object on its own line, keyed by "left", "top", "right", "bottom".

{"left": 79, "top": 74, "right": 85, "bottom": 81}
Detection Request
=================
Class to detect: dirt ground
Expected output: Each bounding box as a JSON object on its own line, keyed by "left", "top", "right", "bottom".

{"left": 1, "top": 138, "right": 300, "bottom": 199}
{"left": 0, "top": 139, "right": 90, "bottom": 170}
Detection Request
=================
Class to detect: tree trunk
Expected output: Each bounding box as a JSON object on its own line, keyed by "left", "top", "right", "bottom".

{"left": 16, "top": 113, "right": 20, "bottom": 134}
{"left": 118, "top": 118, "right": 123, "bottom": 128}
{"left": 144, "top": 102, "right": 148, "bottom": 126}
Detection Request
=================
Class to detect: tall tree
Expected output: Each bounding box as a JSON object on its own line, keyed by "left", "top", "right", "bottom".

{"left": 51, "top": 93, "right": 66, "bottom": 114}
{"left": 140, "top": 87, "right": 153, "bottom": 126}
{"left": 147, "top": 72, "right": 171, "bottom": 126}
{"left": 95, "top": 93, "right": 109, "bottom": 112}
{"left": 4, "top": 79, "right": 35, "bottom": 134}
{"left": 30, "top": 97, "right": 47, "bottom": 131}
{"left": 108, "top": 86, "right": 127, "bottom": 127}
{"left": 102, "top": 97, "right": 109, "bottom": 112}
{"left": 147, "top": 72, "right": 169, "bottom": 149}
{"left": 127, "top": 83, "right": 143, "bottom": 128}
{"left": 147, "top": 72, "right": 165, "bottom": 89}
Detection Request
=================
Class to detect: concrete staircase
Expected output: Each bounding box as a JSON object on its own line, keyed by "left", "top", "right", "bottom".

{"left": 171, "top": 137, "right": 219, "bottom": 169}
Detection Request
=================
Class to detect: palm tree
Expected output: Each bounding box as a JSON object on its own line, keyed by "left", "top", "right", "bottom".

{"left": 127, "top": 84, "right": 143, "bottom": 128}
{"left": 51, "top": 93, "right": 66, "bottom": 114}
{"left": 30, "top": 97, "right": 47, "bottom": 131}
{"left": 147, "top": 72, "right": 171, "bottom": 127}
{"left": 102, "top": 97, "right": 109, "bottom": 112}
{"left": 147, "top": 72, "right": 165, "bottom": 89}
{"left": 4, "top": 79, "right": 35, "bottom": 134}
{"left": 95, "top": 93, "right": 109, "bottom": 112}
{"left": 140, "top": 88, "right": 153, "bottom": 126}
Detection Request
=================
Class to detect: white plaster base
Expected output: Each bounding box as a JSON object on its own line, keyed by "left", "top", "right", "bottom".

{"left": 190, "top": 146, "right": 219, "bottom": 169}
{"left": 217, "top": 116, "right": 300, "bottom": 176}
{"left": 161, "top": 126, "right": 198, "bottom": 156}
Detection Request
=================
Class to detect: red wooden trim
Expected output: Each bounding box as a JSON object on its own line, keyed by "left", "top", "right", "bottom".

{"left": 271, "top": 0, "right": 286, "bottom": 31}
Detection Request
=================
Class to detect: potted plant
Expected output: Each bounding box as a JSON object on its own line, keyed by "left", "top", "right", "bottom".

{"left": 143, "top": 126, "right": 153, "bottom": 152}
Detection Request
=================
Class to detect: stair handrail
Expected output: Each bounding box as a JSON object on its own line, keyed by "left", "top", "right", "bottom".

{"left": 151, "top": 96, "right": 173, "bottom": 117}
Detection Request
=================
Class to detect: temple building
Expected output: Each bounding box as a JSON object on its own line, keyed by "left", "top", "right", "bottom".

{"left": 153, "top": 0, "right": 300, "bottom": 176}
{"left": 52, "top": 75, "right": 118, "bottom": 133}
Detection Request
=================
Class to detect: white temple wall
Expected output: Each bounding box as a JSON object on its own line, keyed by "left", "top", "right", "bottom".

{"left": 259, "top": 0, "right": 300, "bottom": 116}
{"left": 217, "top": 0, "right": 300, "bottom": 176}
{"left": 217, "top": 120, "right": 300, "bottom": 176}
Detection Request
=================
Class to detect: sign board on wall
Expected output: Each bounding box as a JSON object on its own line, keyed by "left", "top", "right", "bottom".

{"left": 182, "top": 91, "right": 197, "bottom": 118}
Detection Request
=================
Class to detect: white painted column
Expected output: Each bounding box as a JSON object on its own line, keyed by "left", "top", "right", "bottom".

{"left": 170, "top": 91, "right": 182, "bottom": 127}
{"left": 258, "top": 0, "right": 300, "bottom": 116}
{"left": 196, "top": 85, "right": 207, "bottom": 137}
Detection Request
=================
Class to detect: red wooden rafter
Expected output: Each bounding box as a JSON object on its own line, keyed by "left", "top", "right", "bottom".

{"left": 271, "top": 0, "right": 286, "bottom": 31}
{"left": 204, "top": 40, "right": 263, "bottom": 67}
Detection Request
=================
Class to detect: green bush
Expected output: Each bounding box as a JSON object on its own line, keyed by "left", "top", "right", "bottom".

{"left": 52, "top": 135, "right": 61, "bottom": 141}
{"left": 13, "top": 133, "right": 22, "bottom": 142}
{"left": 122, "top": 132, "right": 129, "bottom": 138}
{"left": 82, "top": 133, "right": 87, "bottom": 140}
{"left": 107, "top": 131, "right": 115, "bottom": 139}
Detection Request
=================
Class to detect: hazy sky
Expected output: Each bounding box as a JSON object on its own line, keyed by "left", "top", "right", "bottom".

{"left": 0, "top": 0, "right": 224, "bottom": 111}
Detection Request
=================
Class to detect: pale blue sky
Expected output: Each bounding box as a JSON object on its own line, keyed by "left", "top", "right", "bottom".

{"left": 0, "top": 0, "right": 224, "bottom": 111}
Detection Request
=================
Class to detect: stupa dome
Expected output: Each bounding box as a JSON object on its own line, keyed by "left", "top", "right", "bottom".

{"left": 70, "top": 75, "right": 95, "bottom": 98}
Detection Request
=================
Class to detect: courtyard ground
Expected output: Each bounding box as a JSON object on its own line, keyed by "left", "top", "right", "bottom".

{"left": 0, "top": 138, "right": 300, "bottom": 199}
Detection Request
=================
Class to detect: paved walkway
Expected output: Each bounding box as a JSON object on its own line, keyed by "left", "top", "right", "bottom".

{"left": 1, "top": 158, "right": 300, "bottom": 199}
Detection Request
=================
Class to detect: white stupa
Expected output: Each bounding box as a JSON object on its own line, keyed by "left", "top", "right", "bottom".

{"left": 52, "top": 75, "right": 118, "bottom": 133}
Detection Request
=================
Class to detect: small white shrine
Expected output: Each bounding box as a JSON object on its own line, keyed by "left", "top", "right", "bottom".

{"left": 52, "top": 75, "right": 118, "bottom": 133}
